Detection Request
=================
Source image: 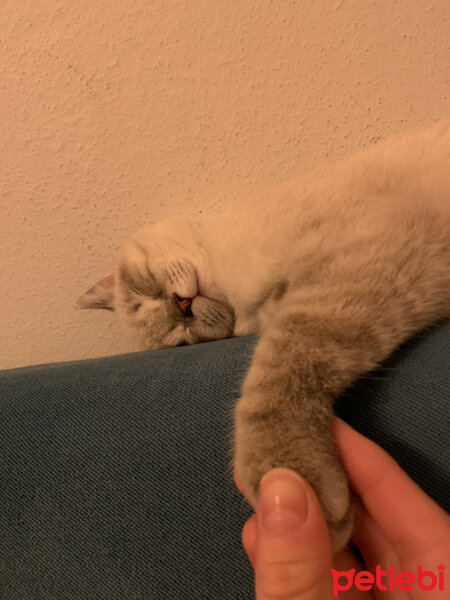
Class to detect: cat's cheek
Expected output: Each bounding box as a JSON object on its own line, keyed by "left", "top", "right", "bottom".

{"left": 191, "top": 296, "right": 212, "bottom": 315}
{"left": 191, "top": 296, "right": 235, "bottom": 338}
{"left": 163, "top": 326, "right": 187, "bottom": 348}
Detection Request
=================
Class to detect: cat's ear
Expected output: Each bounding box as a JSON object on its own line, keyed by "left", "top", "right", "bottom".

{"left": 77, "top": 275, "right": 115, "bottom": 310}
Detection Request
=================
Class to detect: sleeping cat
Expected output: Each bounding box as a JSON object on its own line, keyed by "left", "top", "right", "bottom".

{"left": 78, "top": 120, "right": 450, "bottom": 551}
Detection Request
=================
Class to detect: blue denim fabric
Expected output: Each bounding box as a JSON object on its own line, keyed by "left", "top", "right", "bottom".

{"left": 0, "top": 320, "right": 449, "bottom": 599}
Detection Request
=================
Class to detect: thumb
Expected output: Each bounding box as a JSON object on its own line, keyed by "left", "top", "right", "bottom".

{"left": 255, "top": 468, "right": 333, "bottom": 600}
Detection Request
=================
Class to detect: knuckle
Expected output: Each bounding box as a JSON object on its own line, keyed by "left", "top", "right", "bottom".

{"left": 258, "top": 558, "right": 322, "bottom": 599}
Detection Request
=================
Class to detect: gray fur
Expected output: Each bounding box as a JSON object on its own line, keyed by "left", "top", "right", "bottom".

{"left": 78, "top": 120, "right": 450, "bottom": 551}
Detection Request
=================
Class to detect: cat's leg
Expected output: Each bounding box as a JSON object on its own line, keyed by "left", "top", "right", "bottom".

{"left": 234, "top": 285, "right": 450, "bottom": 551}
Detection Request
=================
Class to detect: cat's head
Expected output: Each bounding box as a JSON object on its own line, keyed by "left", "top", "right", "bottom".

{"left": 77, "top": 218, "right": 235, "bottom": 349}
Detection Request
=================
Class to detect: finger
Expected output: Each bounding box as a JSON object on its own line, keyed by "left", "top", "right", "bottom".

{"left": 255, "top": 468, "right": 333, "bottom": 600}
{"left": 334, "top": 419, "right": 450, "bottom": 556}
{"left": 333, "top": 546, "right": 365, "bottom": 574}
{"left": 332, "top": 548, "right": 368, "bottom": 600}
{"left": 242, "top": 515, "right": 257, "bottom": 568}
{"left": 351, "top": 500, "right": 398, "bottom": 570}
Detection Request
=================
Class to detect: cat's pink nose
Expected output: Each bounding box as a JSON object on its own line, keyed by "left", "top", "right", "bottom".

{"left": 175, "top": 295, "right": 193, "bottom": 316}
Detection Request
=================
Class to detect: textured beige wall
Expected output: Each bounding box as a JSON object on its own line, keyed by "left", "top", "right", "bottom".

{"left": 1, "top": 1, "right": 449, "bottom": 369}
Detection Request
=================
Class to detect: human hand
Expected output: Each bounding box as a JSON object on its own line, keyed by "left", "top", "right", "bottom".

{"left": 235, "top": 419, "right": 450, "bottom": 599}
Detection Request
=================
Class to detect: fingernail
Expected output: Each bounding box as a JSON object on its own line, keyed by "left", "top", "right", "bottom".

{"left": 259, "top": 469, "right": 309, "bottom": 534}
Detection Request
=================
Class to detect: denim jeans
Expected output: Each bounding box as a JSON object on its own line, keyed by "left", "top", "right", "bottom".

{"left": 0, "top": 321, "right": 449, "bottom": 599}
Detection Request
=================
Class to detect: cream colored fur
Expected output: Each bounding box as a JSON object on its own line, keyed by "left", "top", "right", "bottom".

{"left": 79, "top": 120, "right": 450, "bottom": 550}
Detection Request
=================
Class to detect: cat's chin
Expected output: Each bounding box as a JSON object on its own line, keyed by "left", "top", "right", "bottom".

{"left": 233, "top": 315, "right": 260, "bottom": 337}
{"left": 195, "top": 269, "right": 208, "bottom": 298}
{"left": 193, "top": 266, "right": 230, "bottom": 307}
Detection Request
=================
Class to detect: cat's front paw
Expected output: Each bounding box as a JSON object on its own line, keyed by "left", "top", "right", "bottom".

{"left": 234, "top": 395, "right": 353, "bottom": 552}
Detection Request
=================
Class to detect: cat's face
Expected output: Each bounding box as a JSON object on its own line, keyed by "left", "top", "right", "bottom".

{"left": 78, "top": 220, "right": 235, "bottom": 349}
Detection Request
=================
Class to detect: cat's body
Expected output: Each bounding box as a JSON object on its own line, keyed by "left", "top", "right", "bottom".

{"left": 79, "top": 120, "right": 450, "bottom": 549}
